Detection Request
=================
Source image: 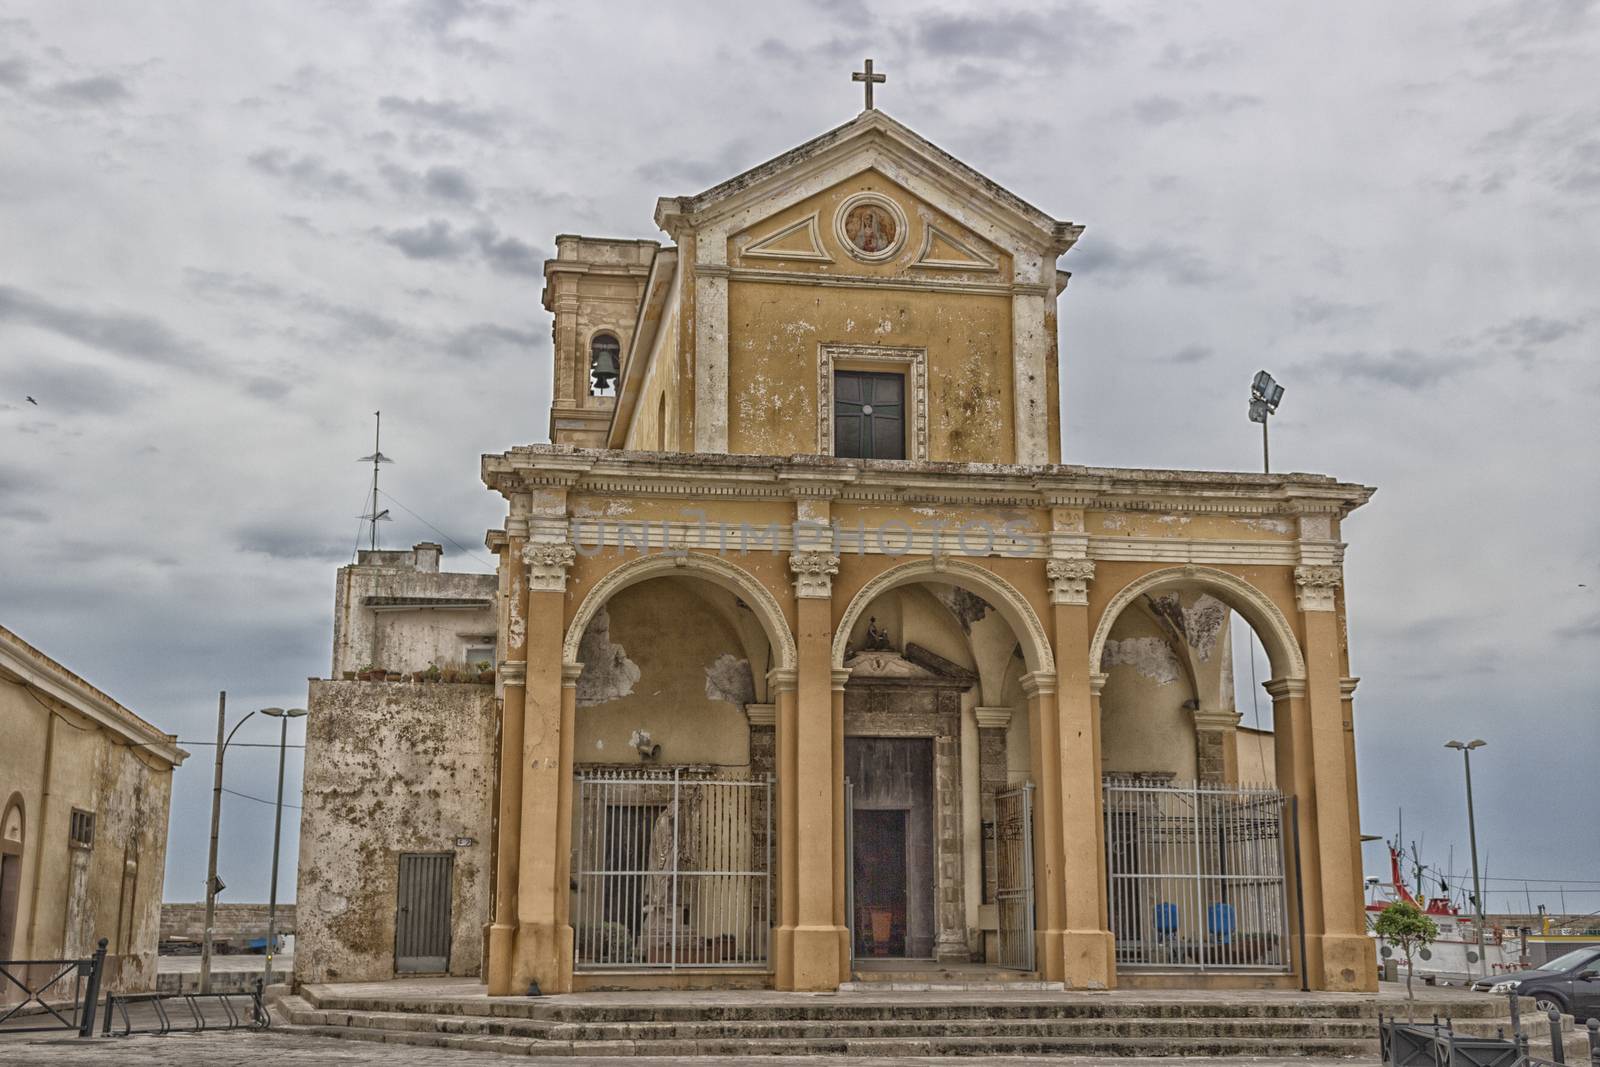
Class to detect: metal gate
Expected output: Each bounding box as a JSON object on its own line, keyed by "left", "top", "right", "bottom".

{"left": 573, "top": 769, "right": 772, "bottom": 970}
{"left": 395, "top": 852, "right": 453, "bottom": 973}
{"left": 994, "top": 784, "right": 1035, "bottom": 971}
{"left": 1103, "top": 779, "right": 1291, "bottom": 972}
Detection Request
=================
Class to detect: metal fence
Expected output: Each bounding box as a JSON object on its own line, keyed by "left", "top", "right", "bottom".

{"left": 994, "top": 784, "right": 1035, "bottom": 971}
{"left": 1103, "top": 779, "right": 1292, "bottom": 972}
{"left": 0, "top": 937, "right": 107, "bottom": 1036}
{"left": 573, "top": 768, "right": 772, "bottom": 970}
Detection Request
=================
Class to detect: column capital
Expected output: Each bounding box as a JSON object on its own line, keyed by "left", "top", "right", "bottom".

{"left": 1263, "top": 677, "right": 1308, "bottom": 699}
{"left": 1089, "top": 671, "right": 1109, "bottom": 696}
{"left": 1020, "top": 670, "right": 1057, "bottom": 698}
{"left": 788, "top": 550, "right": 839, "bottom": 599}
{"left": 1046, "top": 557, "right": 1095, "bottom": 605}
{"left": 766, "top": 667, "right": 798, "bottom": 694}
{"left": 830, "top": 667, "right": 853, "bottom": 691}
{"left": 974, "top": 706, "right": 1012, "bottom": 730}
{"left": 560, "top": 662, "right": 584, "bottom": 687}
{"left": 523, "top": 541, "right": 577, "bottom": 592}
{"left": 1192, "top": 707, "right": 1243, "bottom": 731}
{"left": 1340, "top": 675, "right": 1360, "bottom": 698}
{"left": 744, "top": 702, "right": 777, "bottom": 727}
{"left": 1294, "top": 564, "right": 1342, "bottom": 613}
{"left": 497, "top": 660, "right": 527, "bottom": 688}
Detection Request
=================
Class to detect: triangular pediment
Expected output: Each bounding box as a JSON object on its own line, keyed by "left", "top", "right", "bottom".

{"left": 914, "top": 224, "right": 1000, "bottom": 272}
{"left": 739, "top": 213, "right": 832, "bottom": 262}
{"left": 654, "top": 110, "right": 1082, "bottom": 263}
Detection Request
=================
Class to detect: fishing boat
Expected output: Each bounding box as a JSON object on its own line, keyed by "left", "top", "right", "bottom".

{"left": 1367, "top": 843, "right": 1524, "bottom": 985}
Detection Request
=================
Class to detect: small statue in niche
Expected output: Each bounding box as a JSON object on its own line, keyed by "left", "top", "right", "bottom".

{"left": 863, "top": 616, "right": 892, "bottom": 651}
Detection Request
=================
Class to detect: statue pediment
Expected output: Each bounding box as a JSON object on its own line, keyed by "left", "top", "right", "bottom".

{"left": 843, "top": 641, "right": 977, "bottom": 688}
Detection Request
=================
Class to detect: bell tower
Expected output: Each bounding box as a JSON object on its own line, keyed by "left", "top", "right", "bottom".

{"left": 541, "top": 234, "right": 658, "bottom": 447}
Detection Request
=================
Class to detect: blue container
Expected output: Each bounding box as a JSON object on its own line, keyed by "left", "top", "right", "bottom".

{"left": 1208, "top": 902, "right": 1237, "bottom": 944}
{"left": 1154, "top": 902, "right": 1180, "bottom": 937}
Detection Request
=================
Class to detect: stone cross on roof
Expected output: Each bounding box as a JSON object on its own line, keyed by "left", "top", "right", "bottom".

{"left": 852, "top": 58, "right": 885, "bottom": 111}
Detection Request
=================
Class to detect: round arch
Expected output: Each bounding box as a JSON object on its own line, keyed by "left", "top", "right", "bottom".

{"left": 1088, "top": 565, "right": 1306, "bottom": 682}
{"left": 563, "top": 552, "right": 797, "bottom": 672}
{"left": 831, "top": 557, "right": 1056, "bottom": 674}
{"left": 1, "top": 791, "right": 23, "bottom": 853}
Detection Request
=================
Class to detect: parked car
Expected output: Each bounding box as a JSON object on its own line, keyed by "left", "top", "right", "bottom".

{"left": 1473, "top": 947, "right": 1600, "bottom": 1017}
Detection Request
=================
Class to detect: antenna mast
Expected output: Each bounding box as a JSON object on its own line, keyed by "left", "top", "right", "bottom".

{"left": 357, "top": 410, "right": 393, "bottom": 552}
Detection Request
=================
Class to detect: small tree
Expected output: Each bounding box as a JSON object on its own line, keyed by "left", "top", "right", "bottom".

{"left": 1375, "top": 900, "right": 1439, "bottom": 1020}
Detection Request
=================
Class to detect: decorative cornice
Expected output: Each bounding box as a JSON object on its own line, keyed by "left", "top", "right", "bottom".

{"left": 974, "top": 706, "right": 1012, "bottom": 730}
{"left": 789, "top": 550, "right": 840, "bottom": 599}
{"left": 744, "top": 703, "right": 776, "bottom": 727}
{"left": 1294, "top": 564, "right": 1343, "bottom": 613}
{"left": 523, "top": 541, "right": 578, "bottom": 592}
{"left": 1020, "top": 671, "right": 1057, "bottom": 699}
{"left": 1262, "top": 677, "right": 1307, "bottom": 699}
{"left": 1046, "top": 557, "right": 1095, "bottom": 605}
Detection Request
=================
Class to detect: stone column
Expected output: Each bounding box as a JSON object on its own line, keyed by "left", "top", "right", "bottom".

{"left": 933, "top": 727, "right": 969, "bottom": 963}
{"left": 1266, "top": 676, "right": 1319, "bottom": 985}
{"left": 1294, "top": 564, "right": 1375, "bottom": 991}
{"left": 1193, "top": 709, "right": 1244, "bottom": 785}
{"left": 1021, "top": 670, "right": 1064, "bottom": 981}
{"left": 745, "top": 700, "right": 776, "bottom": 963}
{"left": 512, "top": 540, "right": 577, "bottom": 995}
{"left": 785, "top": 551, "right": 844, "bottom": 990}
{"left": 974, "top": 706, "right": 1011, "bottom": 909}
{"left": 1048, "top": 555, "right": 1114, "bottom": 988}
{"left": 486, "top": 504, "right": 530, "bottom": 996}
{"left": 768, "top": 669, "right": 798, "bottom": 989}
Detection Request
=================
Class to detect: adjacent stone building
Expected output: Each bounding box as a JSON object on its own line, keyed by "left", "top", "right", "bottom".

{"left": 0, "top": 624, "right": 186, "bottom": 998}
{"left": 294, "top": 543, "right": 499, "bottom": 983}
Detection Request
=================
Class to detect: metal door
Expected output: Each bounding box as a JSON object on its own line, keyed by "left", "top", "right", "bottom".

{"left": 395, "top": 852, "right": 453, "bottom": 973}
{"left": 994, "top": 784, "right": 1035, "bottom": 971}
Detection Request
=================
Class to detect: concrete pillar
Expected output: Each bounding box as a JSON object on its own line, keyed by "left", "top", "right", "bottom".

{"left": 1194, "top": 709, "right": 1243, "bottom": 786}
{"left": 511, "top": 541, "right": 577, "bottom": 995}
{"left": 769, "top": 671, "right": 798, "bottom": 987}
{"left": 784, "top": 550, "right": 843, "bottom": 990}
{"left": 1022, "top": 671, "right": 1064, "bottom": 981}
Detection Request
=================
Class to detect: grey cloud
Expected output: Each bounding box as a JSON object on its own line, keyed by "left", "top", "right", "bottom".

{"left": 1292, "top": 296, "right": 1375, "bottom": 327}
{"left": 1166, "top": 344, "right": 1212, "bottom": 364}
{"left": 1482, "top": 314, "right": 1582, "bottom": 349}
{"left": 0, "top": 57, "right": 27, "bottom": 88}
{"left": 1154, "top": 40, "right": 1236, "bottom": 70}
{"left": 0, "top": 285, "right": 212, "bottom": 370}
{"left": 410, "top": 0, "right": 517, "bottom": 60}
{"left": 0, "top": 358, "right": 143, "bottom": 415}
{"left": 236, "top": 523, "right": 351, "bottom": 561}
{"left": 914, "top": 4, "right": 1131, "bottom": 63}
{"left": 377, "top": 95, "right": 499, "bottom": 140}
{"left": 375, "top": 219, "right": 544, "bottom": 275}
{"left": 185, "top": 267, "right": 410, "bottom": 346}
{"left": 444, "top": 322, "right": 540, "bottom": 360}
{"left": 248, "top": 148, "right": 368, "bottom": 199}
{"left": 1070, "top": 238, "right": 1224, "bottom": 287}
{"left": 1131, "top": 92, "right": 1262, "bottom": 126}
{"left": 379, "top": 218, "right": 475, "bottom": 259}
{"left": 45, "top": 74, "right": 130, "bottom": 107}
{"left": 381, "top": 162, "right": 479, "bottom": 203}
{"left": 1308, "top": 348, "right": 1477, "bottom": 390}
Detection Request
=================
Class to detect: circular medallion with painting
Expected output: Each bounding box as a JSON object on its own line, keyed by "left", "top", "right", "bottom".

{"left": 839, "top": 196, "right": 903, "bottom": 260}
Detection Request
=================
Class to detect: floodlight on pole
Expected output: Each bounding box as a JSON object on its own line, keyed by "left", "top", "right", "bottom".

{"left": 1445, "top": 738, "right": 1490, "bottom": 979}
{"left": 1249, "top": 370, "right": 1285, "bottom": 474}
{"left": 259, "top": 707, "right": 306, "bottom": 985}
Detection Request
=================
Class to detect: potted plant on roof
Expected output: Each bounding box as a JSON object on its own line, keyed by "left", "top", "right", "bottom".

{"left": 357, "top": 663, "right": 379, "bottom": 682}
{"left": 476, "top": 660, "right": 494, "bottom": 683}
{"left": 425, "top": 663, "right": 442, "bottom": 683}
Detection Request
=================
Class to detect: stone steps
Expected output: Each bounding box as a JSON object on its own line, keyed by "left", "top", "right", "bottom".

{"left": 281, "top": 985, "right": 1557, "bottom": 1059}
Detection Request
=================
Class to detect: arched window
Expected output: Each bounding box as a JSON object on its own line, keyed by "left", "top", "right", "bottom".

{"left": 0, "top": 794, "right": 24, "bottom": 960}
{"left": 589, "top": 333, "right": 621, "bottom": 397}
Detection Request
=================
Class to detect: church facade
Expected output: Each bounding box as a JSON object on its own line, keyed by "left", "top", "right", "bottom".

{"left": 478, "top": 107, "right": 1376, "bottom": 996}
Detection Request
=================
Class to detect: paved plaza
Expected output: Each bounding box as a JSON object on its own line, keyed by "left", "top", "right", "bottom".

{"left": 6, "top": 1029, "right": 1371, "bottom": 1066}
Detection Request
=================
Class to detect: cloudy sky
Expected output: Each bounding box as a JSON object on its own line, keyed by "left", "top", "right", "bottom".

{"left": 1, "top": 1, "right": 1595, "bottom": 915}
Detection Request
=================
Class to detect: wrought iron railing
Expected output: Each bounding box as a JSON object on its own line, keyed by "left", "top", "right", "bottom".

{"left": 1103, "top": 778, "right": 1292, "bottom": 972}
{"left": 0, "top": 937, "right": 107, "bottom": 1036}
{"left": 572, "top": 768, "right": 773, "bottom": 970}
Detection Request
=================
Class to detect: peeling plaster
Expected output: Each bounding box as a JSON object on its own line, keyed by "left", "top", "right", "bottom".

{"left": 931, "top": 584, "right": 992, "bottom": 634}
{"left": 1102, "top": 636, "right": 1183, "bottom": 684}
{"left": 704, "top": 652, "right": 756, "bottom": 706}
{"left": 576, "top": 605, "right": 641, "bottom": 708}
{"left": 1185, "top": 594, "right": 1228, "bottom": 662}
{"left": 1241, "top": 516, "right": 1292, "bottom": 534}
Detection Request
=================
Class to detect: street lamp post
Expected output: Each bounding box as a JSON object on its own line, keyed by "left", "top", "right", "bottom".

{"left": 260, "top": 707, "right": 307, "bottom": 985}
{"left": 1445, "top": 739, "right": 1489, "bottom": 979}
{"left": 200, "top": 695, "right": 257, "bottom": 995}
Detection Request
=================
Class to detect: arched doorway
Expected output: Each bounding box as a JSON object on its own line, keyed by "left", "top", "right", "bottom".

{"left": 832, "top": 559, "right": 1052, "bottom": 968}
{"left": 561, "top": 553, "right": 795, "bottom": 972}
{"left": 1090, "top": 566, "right": 1304, "bottom": 976}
